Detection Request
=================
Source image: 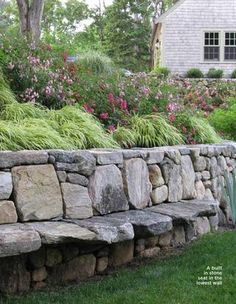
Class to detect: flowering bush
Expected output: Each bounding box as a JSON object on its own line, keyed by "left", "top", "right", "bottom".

{"left": 1, "top": 37, "right": 235, "bottom": 145}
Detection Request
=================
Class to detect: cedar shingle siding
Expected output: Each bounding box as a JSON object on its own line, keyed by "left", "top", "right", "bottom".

{"left": 156, "top": 0, "right": 236, "bottom": 76}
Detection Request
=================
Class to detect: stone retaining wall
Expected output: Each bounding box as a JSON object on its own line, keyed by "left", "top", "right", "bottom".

{"left": 0, "top": 143, "right": 235, "bottom": 293}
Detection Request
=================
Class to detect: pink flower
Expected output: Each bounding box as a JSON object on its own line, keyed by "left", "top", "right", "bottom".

{"left": 169, "top": 113, "right": 176, "bottom": 122}
{"left": 120, "top": 100, "right": 128, "bottom": 110}
{"left": 166, "top": 102, "right": 178, "bottom": 113}
{"left": 83, "top": 104, "right": 94, "bottom": 114}
{"left": 108, "top": 93, "right": 115, "bottom": 104}
{"left": 100, "top": 112, "right": 109, "bottom": 120}
{"left": 108, "top": 125, "right": 116, "bottom": 133}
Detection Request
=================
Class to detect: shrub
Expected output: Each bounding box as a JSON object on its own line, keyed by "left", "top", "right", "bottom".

{"left": 0, "top": 67, "right": 17, "bottom": 110}
{"left": 207, "top": 68, "right": 224, "bottom": 79}
{"left": 208, "top": 100, "right": 236, "bottom": 140}
{"left": 186, "top": 68, "right": 204, "bottom": 78}
{"left": 152, "top": 66, "right": 170, "bottom": 77}
{"left": 231, "top": 69, "right": 236, "bottom": 79}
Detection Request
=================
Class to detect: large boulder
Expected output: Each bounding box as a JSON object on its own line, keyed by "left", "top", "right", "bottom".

{"left": 181, "top": 156, "right": 196, "bottom": 199}
{"left": 61, "top": 183, "right": 93, "bottom": 219}
{"left": 12, "top": 165, "right": 63, "bottom": 221}
{"left": 88, "top": 165, "right": 129, "bottom": 215}
{"left": 162, "top": 161, "right": 183, "bottom": 202}
{"left": 122, "top": 159, "right": 152, "bottom": 209}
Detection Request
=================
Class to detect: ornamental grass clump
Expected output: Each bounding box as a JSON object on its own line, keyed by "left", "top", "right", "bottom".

{"left": 113, "top": 114, "right": 184, "bottom": 148}
{"left": 224, "top": 172, "right": 236, "bottom": 225}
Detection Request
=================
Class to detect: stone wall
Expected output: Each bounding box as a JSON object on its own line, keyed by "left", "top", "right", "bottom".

{"left": 0, "top": 143, "right": 235, "bottom": 293}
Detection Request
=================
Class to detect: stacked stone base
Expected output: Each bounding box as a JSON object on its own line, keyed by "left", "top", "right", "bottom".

{"left": 0, "top": 214, "right": 215, "bottom": 294}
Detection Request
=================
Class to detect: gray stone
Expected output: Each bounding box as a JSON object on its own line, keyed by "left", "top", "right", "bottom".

{"left": 46, "top": 248, "right": 62, "bottom": 267}
{"left": 51, "top": 151, "right": 96, "bottom": 176}
{"left": 50, "top": 254, "right": 96, "bottom": 283}
{"left": 61, "top": 183, "right": 93, "bottom": 219}
{"left": 151, "top": 185, "right": 168, "bottom": 204}
{"left": 27, "top": 221, "right": 96, "bottom": 244}
{"left": 0, "top": 172, "right": 12, "bottom": 200}
{"left": 91, "top": 151, "right": 123, "bottom": 165}
{"left": 122, "top": 150, "right": 143, "bottom": 159}
{"left": 190, "top": 148, "right": 200, "bottom": 160}
{"left": 158, "top": 231, "right": 172, "bottom": 247}
{"left": 0, "top": 256, "right": 31, "bottom": 294}
{"left": 139, "top": 247, "right": 160, "bottom": 258}
{"left": 181, "top": 156, "right": 196, "bottom": 199}
{"left": 194, "top": 217, "right": 211, "bottom": 235}
{"left": 0, "top": 201, "right": 17, "bottom": 224}
{"left": 32, "top": 267, "right": 47, "bottom": 282}
{"left": 12, "top": 165, "right": 63, "bottom": 221}
{"left": 173, "top": 225, "right": 186, "bottom": 245}
{"left": 210, "top": 157, "right": 220, "bottom": 178}
{"left": 193, "top": 157, "right": 206, "bottom": 171}
{"left": 201, "top": 171, "right": 211, "bottom": 181}
{"left": 195, "top": 172, "right": 202, "bottom": 182}
{"left": 150, "top": 200, "right": 216, "bottom": 224}
{"left": 56, "top": 171, "right": 67, "bottom": 183}
{"left": 108, "top": 210, "right": 173, "bottom": 238}
{"left": 204, "top": 189, "right": 214, "bottom": 200}
{"left": 0, "top": 223, "right": 41, "bottom": 257}
{"left": 146, "top": 151, "right": 164, "bottom": 164}
{"left": 0, "top": 151, "right": 48, "bottom": 169}
{"left": 208, "top": 214, "right": 219, "bottom": 231}
{"left": 178, "top": 147, "right": 191, "bottom": 155}
{"left": 96, "top": 256, "right": 108, "bottom": 272}
{"left": 217, "top": 156, "right": 227, "bottom": 175}
{"left": 109, "top": 240, "right": 134, "bottom": 266}
{"left": 123, "top": 159, "right": 152, "bottom": 209}
{"left": 162, "top": 162, "right": 183, "bottom": 202}
{"left": 195, "top": 181, "right": 206, "bottom": 200}
{"left": 89, "top": 165, "right": 129, "bottom": 215}
{"left": 148, "top": 165, "right": 165, "bottom": 188}
{"left": 69, "top": 216, "right": 134, "bottom": 244}
{"left": 67, "top": 173, "right": 89, "bottom": 186}
{"left": 29, "top": 247, "right": 45, "bottom": 269}
{"left": 165, "top": 149, "right": 181, "bottom": 165}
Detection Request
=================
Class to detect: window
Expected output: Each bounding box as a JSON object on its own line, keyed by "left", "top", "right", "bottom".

{"left": 225, "top": 32, "right": 236, "bottom": 60}
{"left": 204, "top": 32, "right": 220, "bottom": 61}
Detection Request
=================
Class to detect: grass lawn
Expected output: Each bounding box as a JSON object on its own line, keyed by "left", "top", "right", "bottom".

{"left": 2, "top": 231, "right": 236, "bottom": 304}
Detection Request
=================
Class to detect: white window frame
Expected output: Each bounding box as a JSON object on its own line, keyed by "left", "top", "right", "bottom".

{"left": 224, "top": 31, "right": 236, "bottom": 61}
{"left": 202, "top": 29, "right": 236, "bottom": 63}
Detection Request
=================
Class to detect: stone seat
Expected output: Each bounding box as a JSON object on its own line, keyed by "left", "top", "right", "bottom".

{"left": 107, "top": 210, "right": 173, "bottom": 238}
{"left": 0, "top": 223, "right": 41, "bottom": 258}
{"left": 65, "top": 217, "right": 134, "bottom": 244}
{"left": 149, "top": 199, "right": 217, "bottom": 224}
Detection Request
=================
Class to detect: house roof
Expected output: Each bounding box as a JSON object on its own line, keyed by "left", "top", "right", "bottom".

{"left": 156, "top": 0, "right": 187, "bottom": 23}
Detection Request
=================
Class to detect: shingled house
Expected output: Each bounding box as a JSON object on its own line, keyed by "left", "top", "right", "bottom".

{"left": 151, "top": 0, "right": 236, "bottom": 76}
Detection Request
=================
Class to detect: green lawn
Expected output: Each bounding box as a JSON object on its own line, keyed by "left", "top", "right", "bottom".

{"left": 2, "top": 231, "right": 236, "bottom": 304}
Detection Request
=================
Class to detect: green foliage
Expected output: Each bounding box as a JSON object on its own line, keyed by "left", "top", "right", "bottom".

{"left": 208, "top": 100, "right": 236, "bottom": 140}
{"left": 186, "top": 68, "right": 204, "bottom": 78}
{"left": 207, "top": 68, "right": 224, "bottom": 79}
{"left": 231, "top": 69, "right": 236, "bottom": 79}
{"left": 0, "top": 67, "right": 18, "bottom": 110}
{"left": 78, "top": 51, "right": 116, "bottom": 75}
{"left": 224, "top": 172, "right": 236, "bottom": 225}
{"left": 103, "top": 0, "right": 152, "bottom": 71}
{"left": 174, "top": 113, "right": 222, "bottom": 144}
{"left": 112, "top": 125, "right": 136, "bottom": 148}
{"left": 115, "top": 114, "right": 184, "bottom": 148}
{"left": 152, "top": 66, "right": 170, "bottom": 77}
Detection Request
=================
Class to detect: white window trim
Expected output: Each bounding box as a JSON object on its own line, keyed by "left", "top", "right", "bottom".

{"left": 224, "top": 30, "right": 236, "bottom": 61}
{"left": 201, "top": 29, "right": 236, "bottom": 64}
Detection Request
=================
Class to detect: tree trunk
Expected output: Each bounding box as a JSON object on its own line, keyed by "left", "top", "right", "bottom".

{"left": 16, "top": 0, "right": 44, "bottom": 44}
